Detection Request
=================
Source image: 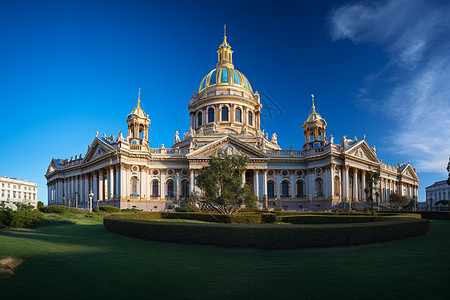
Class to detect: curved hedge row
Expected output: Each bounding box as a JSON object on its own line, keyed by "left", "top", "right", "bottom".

{"left": 104, "top": 214, "right": 430, "bottom": 249}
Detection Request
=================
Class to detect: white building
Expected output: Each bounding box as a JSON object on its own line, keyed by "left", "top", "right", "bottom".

{"left": 0, "top": 176, "right": 38, "bottom": 208}
{"left": 45, "top": 32, "right": 419, "bottom": 211}
{"left": 425, "top": 180, "right": 450, "bottom": 210}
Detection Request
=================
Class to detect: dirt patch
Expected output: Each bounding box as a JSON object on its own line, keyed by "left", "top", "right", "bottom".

{"left": 0, "top": 257, "right": 24, "bottom": 277}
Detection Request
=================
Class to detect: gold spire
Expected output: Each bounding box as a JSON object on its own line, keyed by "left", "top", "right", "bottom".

{"left": 311, "top": 94, "right": 315, "bottom": 113}
{"left": 137, "top": 88, "right": 141, "bottom": 107}
{"left": 217, "top": 25, "right": 233, "bottom": 66}
{"left": 306, "top": 93, "right": 323, "bottom": 123}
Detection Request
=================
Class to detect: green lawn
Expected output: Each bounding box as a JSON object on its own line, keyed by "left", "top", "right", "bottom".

{"left": 0, "top": 217, "right": 449, "bottom": 299}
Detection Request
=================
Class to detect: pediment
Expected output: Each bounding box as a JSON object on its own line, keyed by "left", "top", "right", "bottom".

{"left": 187, "top": 136, "right": 269, "bottom": 159}
{"left": 401, "top": 164, "right": 419, "bottom": 180}
{"left": 83, "top": 138, "right": 114, "bottom": 163}
{"left": 346, "top": 141, "right": 379, "bottom": 163}
{"left": 45, "top": 160, "right": 57, "bottom": 176}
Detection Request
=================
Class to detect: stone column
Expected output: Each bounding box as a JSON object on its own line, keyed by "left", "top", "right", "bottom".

{"left": 263, "top": 171, "right": 267, "bottom": 197}
{"left": 115, "top": 166, "right": 120, "bottom": 198}
{"left": 98, "top": 170, "right": 104, "bottom": 201}
{"left": 93, "top": 172, "right": 98, "bottom": 202}
{"left": 241, "top": 172, "right": 245, "bottom": 187}
{"left": 276, "top": 172, "right": 281, "bottom": 200}
{"left": 254, "top": 170, "right": 259, "bottom": 198}
{"left": 120, "top": 166, "right": 126, "bottom": 198}
{"left": 84, "top": 174, "right": 89, "bottom": 204}
{"left": 109, "top": 167, "right": 114, "bottom": 200}
{"left": 176, "top": 171, "right": 180, "bottom": 200}
{"left": 353, "top": 169, "right": 358, "bottom": 201}
{"left": 361, "top": 170, "right": 366, "bottom": 200}
{"left": 189, "top": 170, "right": 195, "bottom": 193}
{"left": 160, "top": 171, "right": 166, "bottom": 199}
{"left": 343, "top": 166, "right": 349, "bottom": 202}
{"left": 290, "top": 173, "right": 295, "bottom": 198}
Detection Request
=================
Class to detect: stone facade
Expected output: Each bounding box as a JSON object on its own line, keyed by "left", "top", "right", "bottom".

{"left": 0, "top": 176, "right": 38, "bottom": 208}
{"left": 45, "top": 33, "right": 419, "bottom": 211}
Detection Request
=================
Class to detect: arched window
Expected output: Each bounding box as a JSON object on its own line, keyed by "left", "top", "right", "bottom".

{"left": 248, "top": 111, "right": 253, "bottom": 126}
{"left": 208, "top": 108, "right": 214, "bottom": 123}
{"left": 267, "top": 181, "right": 275, "bottom": 198}
{"left": 181, "top": 180, "right": 189, "bottom": 197}
{"left": 131, "top": 177, "right": 139, "bottom": 196}
{"left": 296, "top": 180, "right": 304, "bottom": 197}
{"left": 315, "top": 178, "right": 323, "bottom": 197}
{"left": 221, "top": 106, "right": 229, "bottom": 121}
{"left": 167, "top": 181, "right": 175, "bottom": 198}
{"left": 281, "top": 181, "right": 289, "bottom": 197}
{"left": 334, "top": 176, "right": 340, "bottom": 196}
{"left": 197, "top": 111, "right": 203, "bottom": 127}
{"left": 235, "top": 108, "right": 242, "bottom": 123}
{"left": 152, "top": 181, "right": 159, "bottom": 197}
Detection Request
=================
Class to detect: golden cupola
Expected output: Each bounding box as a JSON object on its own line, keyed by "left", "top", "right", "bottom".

{"left": 127, "top": 88, "right": 151, "bottom": 144}
{"left": 302, "top": 94, "right": 327, "bottom": 149}
{"left": 198, "top": 26, "right": 252, "bottom": 94}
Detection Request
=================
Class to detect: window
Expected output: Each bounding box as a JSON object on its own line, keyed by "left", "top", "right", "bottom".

{"left": 181, "top": 180, "right": 189, "bottom": 197}
{"left": 281, "top": 181, "right": 289, "bottom": 197}
{"left": 208, "top": 108, "right": 214, "bottom": 123}
{"left": 167, "top": 181, "right": 175, "bottom": 198}
{"left": 315, "top": 178, "right": 323, "bottom": 197}
{"left": 131, "top": 177, "right": 139, "bottom": 196}
{"left": 221, "top": 106, "right": 229, "bottom": 121}
{"left": 296, "top": 181, "right": 304, "bottom": 197}
{"left": 267, "top": 181, "right": 275, "bottom": 198}
{"left": 197, "top": 112, "right": 203, "bottom": 126}
{"left": 235, "top": 108, "right": 242, "bottom": 122}
{"left": 248, "top": 111, "right": 253, "bottom": 126}
{"left": 152, "top": 181, "right": 159, "bottom": 197}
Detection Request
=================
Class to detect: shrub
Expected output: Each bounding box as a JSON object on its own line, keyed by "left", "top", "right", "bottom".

{"left": 95, "top": 206, "right": 121, "bottom": 213}
{"left": 104, "top": 214, "right": 430, "bottom": 249}
{"left": 279, "top": 215, "right": 380, "bottom": 224}
{"left": 121, "top": 208, "right": 142, "bottom": 213}
{"left": 0, "top": 209, "right": 43, "bottom": 228}
{"left": 38, "top": 206, "right": 82, "bottom": 215}
{"left": 175, "top": 205, "right": 200, "bottom": 212}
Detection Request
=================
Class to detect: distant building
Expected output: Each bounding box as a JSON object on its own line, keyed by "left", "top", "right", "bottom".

{"left": 425, "top": 180, "right": 450, "bottom": 211}
{"left": 45, "top": 32, "right": 419, "bottom": 211}
{"left": 0, "top": 177, "right": 38, "bottom": 208}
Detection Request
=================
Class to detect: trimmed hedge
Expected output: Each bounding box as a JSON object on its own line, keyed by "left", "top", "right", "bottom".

{"left": 104, "top": 214, "right": 430, "bottom": 249}
{"left": 278, "top": 215, "right": 380, "bottom": 224}
{"left": 94, "top": 206, "right": 121, "bottom": 213}
{"left": 38, "top": 206, "right": 82, "bottom": 214}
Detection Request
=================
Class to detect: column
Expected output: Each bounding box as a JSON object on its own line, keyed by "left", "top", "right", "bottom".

{"left": 120, "top": 166, "right": 126, "bottom": 198}
{"left": 254, "top": 170, "right": 260, "bottom": 198}
{"left": 109, "top": 167, "right": 114, "bottom": 200}
{"left": 176, "top": 172, "right": 181, "bottom": 200}
{"left": 361, "top": 170, "right": 366, "bottom": 200}
{"left": 241, "top": 172, "right": 245, "bottom": 187}
{"left": 189, "top": 170, "right": 195, "bottom": 194}
{"left": 263, "top": 170, "right": 267, "bottom": 197}
{"left": 93, "top": 172, "right": 98, "bottom": 202}
{"left": 160, "top": 172, "right": 166, "bottom": 199}
{"left": 353, "top": 169, "right": 358, "bottom": 201}
{"left": 276, "top": 172, "right": 281, "bottom": 200}
{"left": 84, "top": 174, "right": 89, "bottom": 204}
{"left": 290, "top": 173, "right": 295, "bottom": 198}
{"left": 98, "top": 170, "right": 103, "bottom": 201}
{"left": 47, "top": 184, "right": 51, "bottom": 205}
{"left": 115, "top": 166, "right": 120, "bottom": 198}
{"left": 343, "top": 166, "right": 349, "bottom": 201}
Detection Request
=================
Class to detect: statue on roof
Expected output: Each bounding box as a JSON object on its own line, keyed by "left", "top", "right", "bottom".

{"left": 271, "top": 133, "right": 278, "bottom": 145}
{"left": 174, "top": 131, "right": 180, "bottom": 144}
{"left": 447, "top": 156, "right": 450, "bottom": 185}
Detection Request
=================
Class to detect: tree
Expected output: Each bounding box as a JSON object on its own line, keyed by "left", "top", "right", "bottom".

{"left": 364, "top": 167, "right": 380, "bottom": 215}
{"left": 37, "top": 201, "right": 44, "bottom": 208}
{"left": 389, "top": 192, "right": 410, "bottom": 209}
{"left": 195, "top": 148, "right": 257, "bottom": 215}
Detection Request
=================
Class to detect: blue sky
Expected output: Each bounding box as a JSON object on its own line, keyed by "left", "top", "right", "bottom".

{"left": 0, "top": 0, "right": 449, "bottom": 204}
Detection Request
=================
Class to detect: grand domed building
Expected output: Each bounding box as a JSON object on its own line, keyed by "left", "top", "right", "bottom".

{"left": 45, "top": 32, "right": 419, "bottom": 211}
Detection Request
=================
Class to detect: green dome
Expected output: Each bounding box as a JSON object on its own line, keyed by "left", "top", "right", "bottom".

{"left": 199, "top": 66, "right": 252, "bottom": 93}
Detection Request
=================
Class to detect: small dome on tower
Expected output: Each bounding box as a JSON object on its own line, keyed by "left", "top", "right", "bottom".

{"left": 127, "top": 88, "right": 148, "bottom": 120}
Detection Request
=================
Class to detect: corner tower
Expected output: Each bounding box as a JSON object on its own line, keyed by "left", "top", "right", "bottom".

{"left": 302, "top": 94, "right": 327, "bottom": 149}
{"left": 127, "top": 88, "right": 151, "bottom": 145}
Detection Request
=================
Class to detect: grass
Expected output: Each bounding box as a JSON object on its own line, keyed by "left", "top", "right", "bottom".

{"left": 0, "top": 215, "right": 449, "bottom": 299}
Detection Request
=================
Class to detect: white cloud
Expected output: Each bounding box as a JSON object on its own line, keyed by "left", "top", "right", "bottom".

{"left": 330, "top": 0, "right": 450, "bottom": 172}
